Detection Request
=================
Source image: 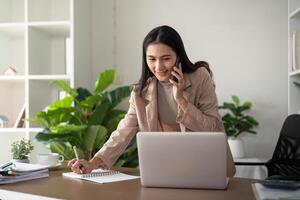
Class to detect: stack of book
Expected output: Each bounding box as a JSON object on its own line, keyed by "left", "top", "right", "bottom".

{"left": 0, "top": 162, "right": 49, "bottom": 184}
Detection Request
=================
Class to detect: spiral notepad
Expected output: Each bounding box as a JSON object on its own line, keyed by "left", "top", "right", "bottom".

{"left": 62, "top": 169, "right": 139, "bottom": 184}
{"left": 80, "top": 170, "right": 119, "bottom": 178}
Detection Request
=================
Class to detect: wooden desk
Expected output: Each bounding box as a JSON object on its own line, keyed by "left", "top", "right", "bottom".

{"left": 0, "top": 167, "right": 256, "bottom": 200}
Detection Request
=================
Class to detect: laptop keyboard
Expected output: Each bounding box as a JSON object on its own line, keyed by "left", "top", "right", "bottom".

{"left": 257, "top": 179, "right": 300, "bottom": 189}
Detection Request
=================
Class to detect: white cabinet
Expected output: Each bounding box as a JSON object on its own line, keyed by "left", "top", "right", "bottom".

{"left": 288, "top": 0, "right": 300, "bottom": 114}
{"left": 0, "top": 0, "right": 91, "bottom": 163}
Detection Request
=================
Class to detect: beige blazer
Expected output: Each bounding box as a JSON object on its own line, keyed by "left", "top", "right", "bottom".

{"left": 94, "top": 67, "right": 236, "bottom": 176}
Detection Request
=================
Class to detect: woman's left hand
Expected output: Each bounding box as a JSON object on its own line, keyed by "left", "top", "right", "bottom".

{"left": 169, "top": 65, "right": 188, "bottom": 110}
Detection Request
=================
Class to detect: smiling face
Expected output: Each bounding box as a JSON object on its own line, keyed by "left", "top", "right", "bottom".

{"left": 146, "top": 43, "right": 177, "bottom": 82}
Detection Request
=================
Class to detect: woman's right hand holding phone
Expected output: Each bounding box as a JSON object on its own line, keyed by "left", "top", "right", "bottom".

{"left": 169, "top": 63, "right": 188, "bottom": 111}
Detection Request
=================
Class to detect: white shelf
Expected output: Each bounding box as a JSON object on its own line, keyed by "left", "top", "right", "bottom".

{"left": 28, "top": 75, "right": 71, "bottom": 80}
{"left": 0, "top": 24, "right": 25, "bottom": 75}
{"left": 0, "top": 23, "right": 25, "bottom": 37}
{"left": 0, "top": 0, "right": 73, "bottom": 133}
{"left": 28, "top": 21, "right": 70, "bottom": 37}
{"left": 0, "top": 128, "right": 27, "bottom": 133}
{"left": 0, "top": 76, "right": 26, "bottom": 81}
{"left": 0, "top": 75, "right": 71, "bottom": 81}
{"left": 0, "top": 0, "right": 91, "bottom": 164}
{"left": 289, "top": 0, "right": 300, "bottom": 114}
{"left": 289, "top": 69, "right": 300, "bottom": 76}
{"left": 0, "top": 80, "right": 25, "bottom": 128}
{"left": 28, "top": 79, "right": 71, "bottom": 127}
{"left": 28, "top": 25, "right": 70, "bottom": 75}
{"left": 289, "top": 7, "right": 300, "bottom": 19}
{"left": 28, "top": 128, "right": 43, "bottom": 133}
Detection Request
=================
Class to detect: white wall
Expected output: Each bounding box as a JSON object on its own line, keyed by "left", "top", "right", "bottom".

{"left": 91, "top": 0, "right": 288, "bottom": 158}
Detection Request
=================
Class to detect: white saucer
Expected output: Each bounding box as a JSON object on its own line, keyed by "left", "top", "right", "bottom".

{"left": 47, "top": 163, "right": 62, "bottom": 169}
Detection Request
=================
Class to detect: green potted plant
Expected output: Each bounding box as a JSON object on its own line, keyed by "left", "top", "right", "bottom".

{"left": 219, "top": 95, "right": 259, "bottom": 158}
{"left": 11, "top": 138, "right": 34, "bottom": 163}
{"left": 28, "top": 69, "right": 138, "bottom": 167}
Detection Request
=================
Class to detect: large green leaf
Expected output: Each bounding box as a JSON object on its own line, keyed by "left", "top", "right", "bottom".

{"left": 102, "top": 109, "right": 126, "bottom": 125}
{"left": 35, "top": 129, "right": 82, "bottom": 146}
{"left": 82, "top": 125, "right": 108, "bottom": 159}
{"left": 115, "top": 159, "right": 126, "bottom": 167}
{"left": 93, "top": 126, "right": 108, "bottom": 150}
{"left": 49, "top": 142, "right": 77, "bottom": 161}
{"left": 221, "top": 102, "right": 237, "bottom": 115}
{"left": 104, "top": 112, "right": 126, "bottom": 134}
{"left": 83, "top": 125, "right": 107, "bottom": 152}
{"left": 27, "top": 111, "right": 50, "bottom": 128}
{"left": 88, "top": 100, "right": 110, "bottom": 125}
{"left": 79, "top": 94, "right": 104, "bottom": 109}
{"left": 115, "top": 138, "right": 138, "bottom": 167}
{"left": 94, "top": 69, "right": 115, "bottom": 94}
{"left": 76, "top": 87, "right": 92, "bottom": 102}
{"left": 36, "top": 131, "right": 73, "bottom": 141}
{"left": 52, "top": 80, "right": 78, "bottom": 98}
{"left": 48, "top": 96, "right": 74, "bottom": 111}
{"left": 50, "top": 124, "right": 87, "bottom": 133}
{"left": 232, "top": 95, "right": 240, "bottom": 106}
{"left": 46, "top": 107, "right": 75, "bottom": 125}
{"left": 107, "top": 86, "right": 132, "bottom": 110}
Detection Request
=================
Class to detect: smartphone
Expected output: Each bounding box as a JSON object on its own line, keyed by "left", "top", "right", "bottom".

{"left": 171, "top": 57, "right": 180, "bottom": 83}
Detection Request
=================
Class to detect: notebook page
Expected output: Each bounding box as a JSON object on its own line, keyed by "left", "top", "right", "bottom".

{"left": 62, "top": 169, "right": 112, "bottom": 179}
{"left": 82, "top": 173, "right": 139, "bottom": 183}
{"left": 62, "top": 169, "right": 139, "bottom": 184}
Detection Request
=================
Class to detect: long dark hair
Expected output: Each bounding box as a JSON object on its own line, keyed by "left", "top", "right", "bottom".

{"left": 138, "top": 25, "right": 211, "bottom": 96}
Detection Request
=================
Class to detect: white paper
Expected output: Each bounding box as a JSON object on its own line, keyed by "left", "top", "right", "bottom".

{"left": 11, "top": 163, "right": 50, "bottom": 172}
{"left": 62, "top": 169, "right": 139, "bottom": 184}
{"left": 0, "top": 189, "right": 61, "bottom": 200}
{"left": 0, "top": 163, "right": 49, "bottom": 184}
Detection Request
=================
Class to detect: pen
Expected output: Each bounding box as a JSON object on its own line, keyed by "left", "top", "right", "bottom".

{"left": 0, "top": 162, "right": 13, "bottom": 169}
{"left": 73, "top": 146, "right": 84, "bottom": 174}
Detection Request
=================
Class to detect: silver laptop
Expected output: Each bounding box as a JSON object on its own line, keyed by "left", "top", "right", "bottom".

{"left": 137, "top": 132, "right": 228, "bottom": 189}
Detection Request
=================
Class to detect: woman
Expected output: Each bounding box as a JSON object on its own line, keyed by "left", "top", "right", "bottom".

{"left": 68, "top": 25, "right": 236, "bottom": 176}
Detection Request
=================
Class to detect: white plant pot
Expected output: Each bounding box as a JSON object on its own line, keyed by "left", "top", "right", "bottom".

{"left": 228, "top": 137, "right": 245, "bottom": 159}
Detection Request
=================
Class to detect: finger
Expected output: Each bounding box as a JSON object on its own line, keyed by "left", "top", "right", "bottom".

{"left": 72, "top": 166, "right": 81, "bottom": 174}
{"left": 74, "top": 160, "right": 85, "bottom": 168}
{"left": 173, "top": 66, "right": 183, "bottom": 76}
{"left": 169, "top": 78, "right": 179, "bottom": 86}
{"left": 71, "top": 164, "right": 79, "bottom": 173}
{"left": 71, "top": 161, "right": 84, "bottom": 174}
{"left": 171, "top": 71, "right": 181, "bottom": 82}
{"left": 67, "top": 158, "right": 77, "bottom": 167}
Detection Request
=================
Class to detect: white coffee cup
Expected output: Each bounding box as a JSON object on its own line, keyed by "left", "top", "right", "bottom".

{"left": 37, "top": 153, "right": 64, "bottom": 167}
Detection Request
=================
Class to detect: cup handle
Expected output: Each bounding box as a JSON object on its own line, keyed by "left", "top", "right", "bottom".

{"left": 59, "top": 155, "right": 64, "bottom": 163}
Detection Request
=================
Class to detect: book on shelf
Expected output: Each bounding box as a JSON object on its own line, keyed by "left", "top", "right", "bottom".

{"left": 13, "top": 103, "right": 26, "bottom": 128}
{"left": 291, "top": 31, "right": 300, "bottom": 71}
{"left": 65, "top": 37, "right": 71, "bottom": 75}
{"left": 62, "top": 169, "right": 139, "bottom": 184}
{"left": 0, "top": 163, "right": 49, "bottom": 184}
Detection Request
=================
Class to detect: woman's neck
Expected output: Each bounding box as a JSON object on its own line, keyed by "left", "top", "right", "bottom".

{"left": 158, "top": 80, "right": 172, "bottom": 87}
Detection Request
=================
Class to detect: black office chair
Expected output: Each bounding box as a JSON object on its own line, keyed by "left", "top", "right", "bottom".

{"left": 235, "top": 114, "right": 300, "bottom": 180}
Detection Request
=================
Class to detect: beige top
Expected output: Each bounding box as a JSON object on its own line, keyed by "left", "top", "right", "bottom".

{"left": 157, "top": 81, "right": 180, "bottom": 131}
{"left": 94, "top": 67, "right": 236, "bottom": 177}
